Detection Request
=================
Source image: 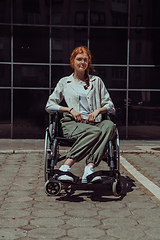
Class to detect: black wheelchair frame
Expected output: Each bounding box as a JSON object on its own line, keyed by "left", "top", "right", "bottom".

{"left": 44, "top": 112, "right": 122, "bottom": 197}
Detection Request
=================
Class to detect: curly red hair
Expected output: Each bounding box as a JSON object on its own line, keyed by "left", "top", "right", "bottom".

{"left": 70, "top": 46, "right": 95, "bottom": 89}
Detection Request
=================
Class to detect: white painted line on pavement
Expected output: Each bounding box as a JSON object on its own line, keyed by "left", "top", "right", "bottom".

{"left": 120, "top": 156, "right": 160, "bottom": 200}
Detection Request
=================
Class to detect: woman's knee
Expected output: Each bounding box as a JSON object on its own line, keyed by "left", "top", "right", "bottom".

{"left": 101, "top": 120, "right": 115, "bottom": 130}
{"left": 108, "top": 120, "right": 116, "bottom": 130}
{"left": 87, "top": 127, "right": 102, "bottom": 139}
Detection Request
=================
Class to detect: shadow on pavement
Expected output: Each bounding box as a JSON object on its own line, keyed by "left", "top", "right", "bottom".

{"left": 56, "top": 175, "right": 136, "bottom": 202}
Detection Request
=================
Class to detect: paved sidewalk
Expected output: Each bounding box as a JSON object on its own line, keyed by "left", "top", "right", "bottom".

{"left": 0, "top": 139, "right": 160, "bottom": 239}
{"left": 0, "top": 139, "right": 160, "bottom": 153}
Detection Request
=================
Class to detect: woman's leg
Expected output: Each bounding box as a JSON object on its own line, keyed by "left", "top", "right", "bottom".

{"left": 63, "top": 158, "right": 76, "bottom": 167}
{"left": 65, "top": 124, "right": 102, "bottom": 162}
{"left": 58, "top": 120, "right": 102, "bottom": 182}
{"left": 85, "top": 120, "right": 115, "bottom": 166}
{"left": 81, "top": 120, "right": 115, "bottom": 183}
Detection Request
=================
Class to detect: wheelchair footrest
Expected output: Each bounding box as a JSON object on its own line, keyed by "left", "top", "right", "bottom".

{"left": 53, "top": 169, "right": 79, "bottom": 184}
{"left": 87, "top": 170, "right": 115, "bottom": 183}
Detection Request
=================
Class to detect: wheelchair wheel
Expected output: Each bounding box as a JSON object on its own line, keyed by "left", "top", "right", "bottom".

{"left": 112, "top": 173, "right": 122, "bottom": 196}
{"left": 44, "top": 128, "right": 52, "bottom": 182}
{"left": 64, "top": 184, "right": 74, "bottom": 196}
{"left": 44, "top": 180, "right": 61, "bottom": 196}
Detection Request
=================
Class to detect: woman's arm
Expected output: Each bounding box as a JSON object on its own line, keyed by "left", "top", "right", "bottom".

{"left": 45, "top": 79, "right": 64, "bottom": 113}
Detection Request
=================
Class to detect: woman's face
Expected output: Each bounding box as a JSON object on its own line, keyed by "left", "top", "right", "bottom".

{"left": 73, "top": 53, "right": 89, "bottom": 73}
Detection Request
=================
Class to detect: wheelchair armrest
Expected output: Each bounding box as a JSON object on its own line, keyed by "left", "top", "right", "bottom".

{"left": 102, "top": 112, "right": 115, "bottom": 121}
{"left": 50, "top": 112, "right": 59, "bottom": 138}
{"left": 50, "top": 111, "right": 63, "bottom": 139}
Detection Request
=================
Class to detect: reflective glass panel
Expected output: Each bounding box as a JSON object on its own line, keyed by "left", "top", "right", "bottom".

{"left": 0, "top": 90, "right": 11, "bottom": 138}
{"left": 13, "top": 65, "right": 49, "bottom": 87}
{"left": 13, "top": 26, "right": 49, "bottom": 63}
{"left": 90, "top": 28, "right": 127, "bottom": 64}
{"left": 51, "top": 0, "right": 88, "bottom": 25}
{"left": 93, "top": 66, "right": 127, "bottom": 89}
{"left": 91, "top": 0, "right": 128, "bottom": 26}
{"left": 129, "top": 67, "right": 160, "bottom": 89}
{"left": 13, "top": 90, "right": 49, "bottom": 139}
{"left": 0, "top": 0, "right": 11, "bottom": 23}
{"left": 0, "top": 26, "right": 11, "bottom": 62}
{"left": 130, "top": 29, "right": 160, "bottom": 65}
{"left": 13, "top": 0, "right": 50, "bottom": 24}
{"left": 51, "top": 65, "right": 72, "bottom": 88}
{"left": 0, "top": 65, "right": 11, "bottom": 87}
{"left": 130, "top": 0, "right": 160, "bottom": 27}
{"left": 109, "top": 90, "right": 127, "bottom": 139}
{"left": 51, "top": 28, "right": 88, "bottom": 63}
{"left": 128, "top": 91, "right": 160, "bottom": 139}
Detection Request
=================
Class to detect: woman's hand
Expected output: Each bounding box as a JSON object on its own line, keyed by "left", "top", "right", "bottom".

{"left": 87, "top": 109, "right": 100, "bottom": 123}
{"left": 70, "top": 109, "right": 84, "bottom": 122}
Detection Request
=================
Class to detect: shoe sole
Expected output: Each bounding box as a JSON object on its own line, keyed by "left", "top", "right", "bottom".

{"left": 81, "top": 177, "right": 102, "bottom": 184}
{"left": 58, "top": 176, "right": 74, "bottom": 183}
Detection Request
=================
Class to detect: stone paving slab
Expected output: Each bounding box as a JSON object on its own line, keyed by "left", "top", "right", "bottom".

{"left": 0, "top": 139, "right": 160, "bottom": 153}
{"left": 0, "top": 146, "right": 160, "bottom": 239}
{"left": 121, "top": 152, "right": 160, "bottom": 187}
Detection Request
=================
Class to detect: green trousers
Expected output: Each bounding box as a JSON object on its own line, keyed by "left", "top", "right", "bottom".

{"left": 60, "top": 116, "right": 116, "bottom": 166}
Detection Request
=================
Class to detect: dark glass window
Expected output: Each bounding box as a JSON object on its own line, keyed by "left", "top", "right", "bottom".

{"left": 92, "top": 66, "right": 127, "bottom": 89}
{"left": 128, "top": 91, "right": 160, "bottom": 139}
{"left": 91, "top": 0, "right": 128, "bottom": 26}
{"left": 51, "top": 65, "right": 72, "bottom": 88}
{"left": 0, "top": 65, "right": 11, "bottom": 87}
{"left": 13, "top": 26, "right": 49, "bottom": 63}
{"left": 0, "top": 90, "right": 11, "bottom": 138}
{"left": 90, "top": 12, "right": 105, "bottom": 26}
{"left": 13, "top": 0, "right": 49, "bottom": 24}
{"left": 108, "top": 90, "right": 127, "bottom": 138}
{"left": 90, "top": 29, "right": 127, "bottom": 64}
{"left": 0, "top": 26, "right": 11, "bottom": 62}
{"left": 135, "top": 42, "right": 142, "bottom": 55}
{"left": 0, "top": 0, "right": 11, "bottom": 23}
{"left": 129, "top": 67, "right": 160, "bottom": 89}
{"left": 51, "top": 0, "right": 88, "bottom": 25}
{"left": 75, "top": 12, "right": 88, "bottom": 25}
{"left": 130, "top": 29, "right": 160, "bottom": 65}
{"left": 13, "top": 89, "right": 49, "bottom": 139}
{"left": 136, "top": 15, "right": 143, "bottom": 27}
{"left": 130, "top": 0, "right": 160, "bottom": 27}
{"left": 22, "top": 0, "right": 40, "bottom": 13}
{"left": 137, "top": 0, "right": 143, "bottom": 5}
{"left": 53, "top": 0, "right": 63, "bottom": 2}
{"left": 51, "top": 28, "right": 88, "bottom": 63}
{"left": 13, "top": 65, "right": 49, "bottom": 87}
{"left": 112, "top": 12, "right": 128, "bottom": 26}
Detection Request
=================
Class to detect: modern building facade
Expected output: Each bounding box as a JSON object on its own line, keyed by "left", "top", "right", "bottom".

{"left": 0, "top": 0, "right": 160, "bottom": 139}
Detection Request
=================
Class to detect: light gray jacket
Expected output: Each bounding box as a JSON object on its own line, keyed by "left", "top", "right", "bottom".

{"left": 45, "top": 73, "right": 115, "bottom": 122}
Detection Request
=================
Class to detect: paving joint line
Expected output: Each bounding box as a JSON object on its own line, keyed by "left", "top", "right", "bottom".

{"left": 0, "top": 149, "right": 68, "bottom": 154}
{"left": 0, "top": 149, "right": 159, "bottom": 154}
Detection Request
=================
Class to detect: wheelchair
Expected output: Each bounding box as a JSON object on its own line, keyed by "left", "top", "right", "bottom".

{"left": 44, "top": 112, "right": 122, "bottom": 197}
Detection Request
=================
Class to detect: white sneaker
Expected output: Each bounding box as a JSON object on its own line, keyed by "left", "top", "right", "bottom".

{"left": 58, "top": 165, "right": 74, "bottom": 183}
{"left": 81, "top": 165, "right": 102, "bottom": 183}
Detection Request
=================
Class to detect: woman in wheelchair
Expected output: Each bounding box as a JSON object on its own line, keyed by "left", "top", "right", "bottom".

{"left": 45, "top": 46, "right": 116, "bottom": 184}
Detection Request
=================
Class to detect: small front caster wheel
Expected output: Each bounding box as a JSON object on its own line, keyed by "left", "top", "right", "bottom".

{"left": 44, "top": 180, "right": 61, "bottom": 196}
{"left": 64, "top": 184, "right": 75, "bottom": 195}
{"left": 112, "top": 176, "right": 122, "bottom": 196}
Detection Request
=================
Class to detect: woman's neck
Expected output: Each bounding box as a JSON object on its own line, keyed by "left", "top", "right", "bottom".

{"left": 73, "top": 71, "right": 85, "bottom": 82}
